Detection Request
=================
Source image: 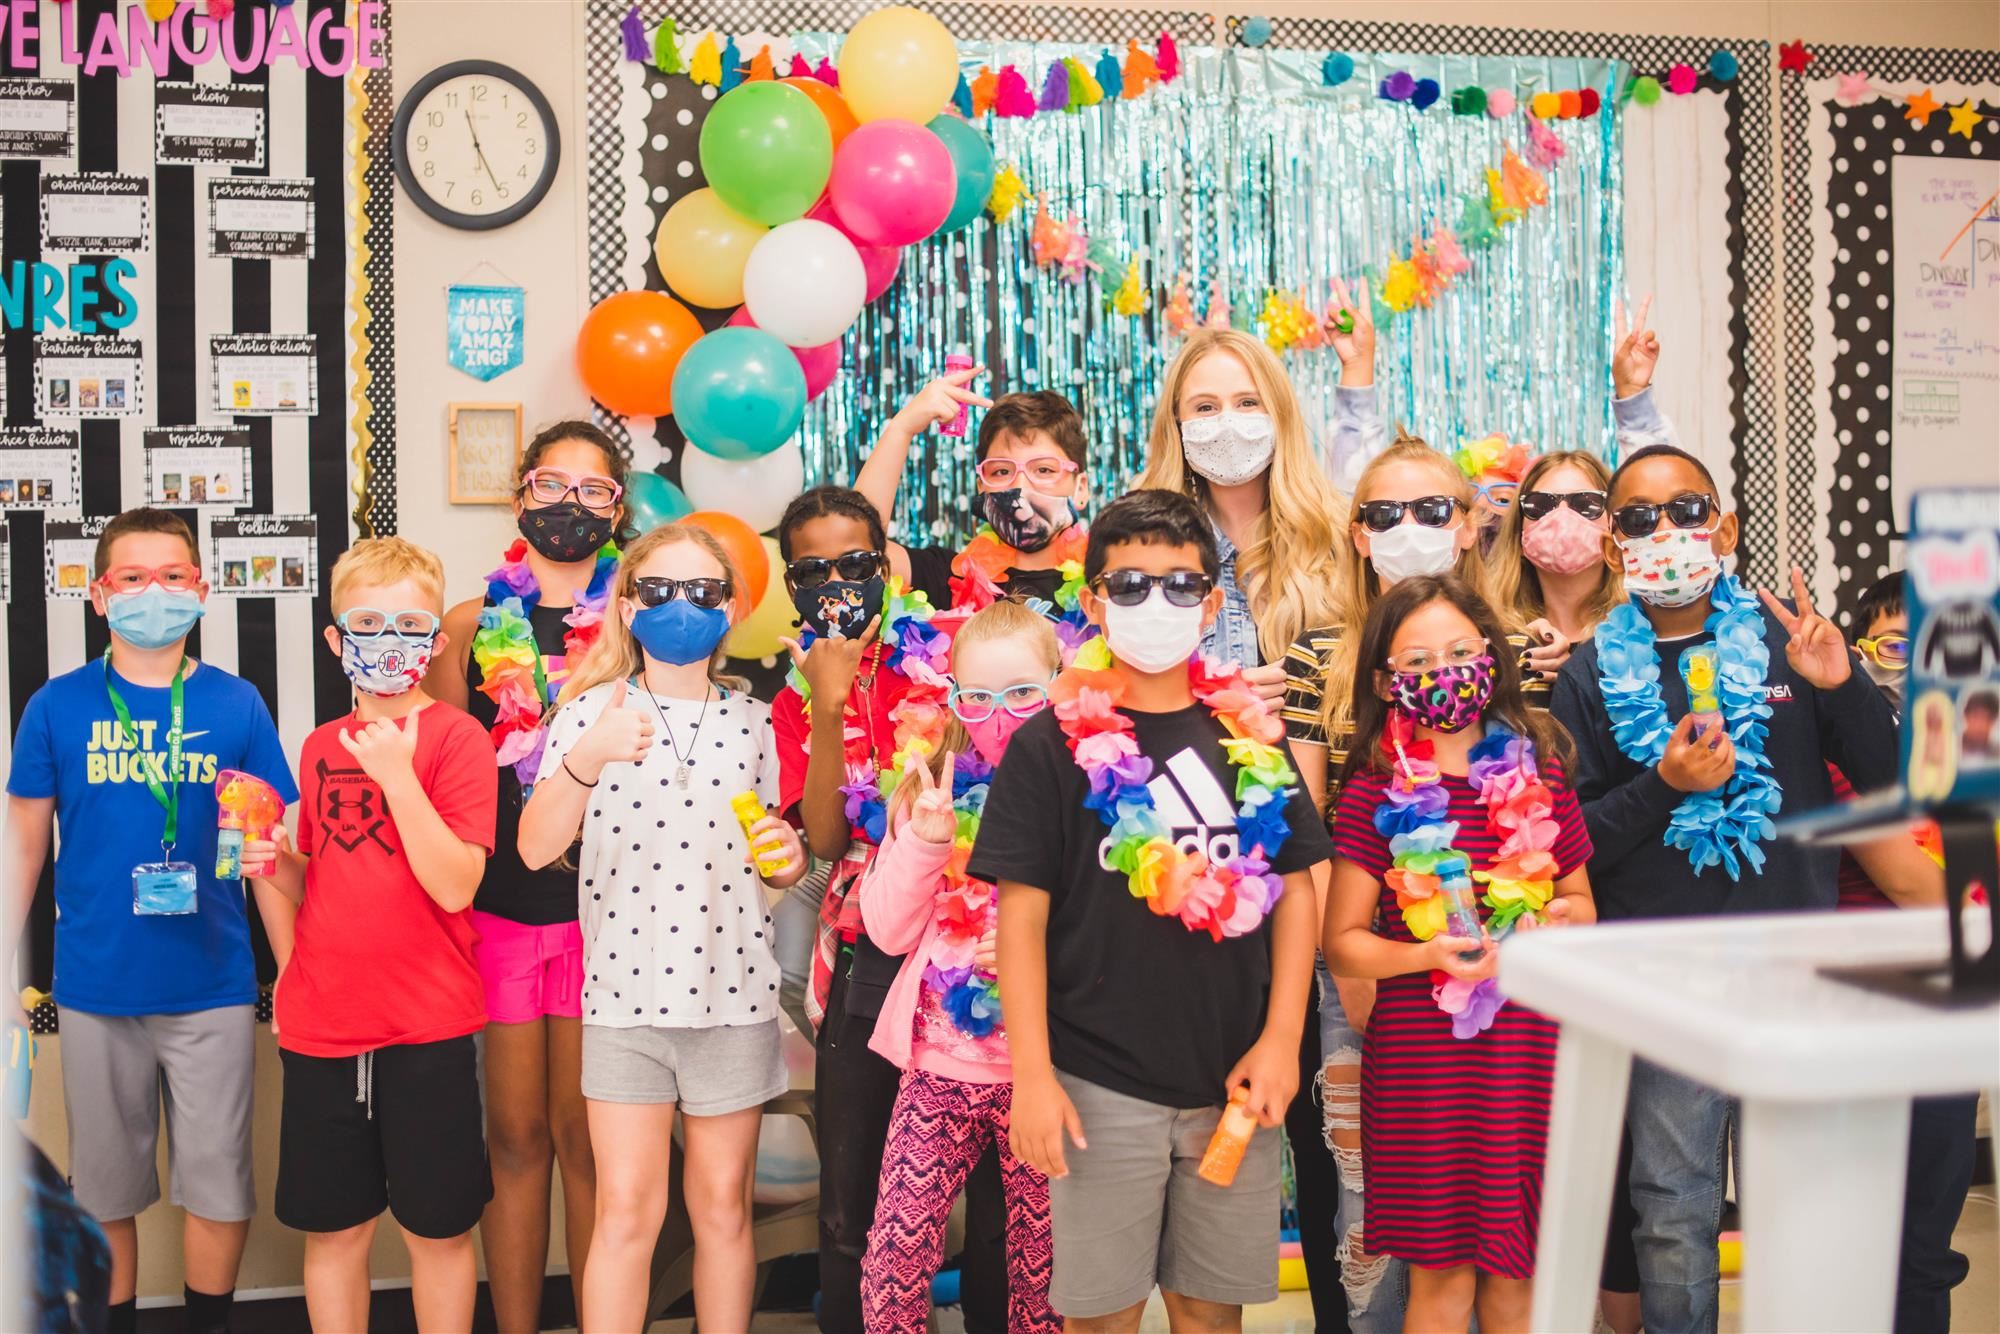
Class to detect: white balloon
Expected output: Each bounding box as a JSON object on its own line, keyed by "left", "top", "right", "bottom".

{"left": 678, "top": 438, "right": 805, "bottom": 533}
{"left": 742, "top": 219, "right": 866, "bottom": 348}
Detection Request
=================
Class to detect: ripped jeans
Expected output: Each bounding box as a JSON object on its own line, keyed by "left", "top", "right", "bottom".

{"left": 1317, "top": 963, "right": 1408, "bottom": 1331}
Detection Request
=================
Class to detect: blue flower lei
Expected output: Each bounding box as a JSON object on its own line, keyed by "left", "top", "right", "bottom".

{"left": 1594, "top": 573, "right": 1782, "bottom": 878}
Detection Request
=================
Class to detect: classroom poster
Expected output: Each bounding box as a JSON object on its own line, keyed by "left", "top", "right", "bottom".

{"left": 0, "top": 427, "right": 81, "bottom": 511}
{"left": 210, "top": 334, "right": 316, "bottom": 416}
{"left": 144, "top": 427, "right": 252, "bottom": 511}
{"left": 210, "top": 514, "right": 318, "bottom": 596}
{"left": 35, "top": 336, "right": 143, "bottom": 418}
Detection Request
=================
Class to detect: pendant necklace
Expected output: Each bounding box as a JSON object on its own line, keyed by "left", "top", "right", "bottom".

{"left": 639, "top": 676, "right": 712, "bottom": 790}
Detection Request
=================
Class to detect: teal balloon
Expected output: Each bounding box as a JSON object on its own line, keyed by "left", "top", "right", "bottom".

{"left": 698, "top": 82, "right": 833, "bottom": 226}
{"left": 624, "top": 471, "right": 694, "bottom": 532}
{"left": 671, "top": 327, "right": 807, "bottom": 461}
{"left": 926, "top": 114, "right": 998, "bottom": 235}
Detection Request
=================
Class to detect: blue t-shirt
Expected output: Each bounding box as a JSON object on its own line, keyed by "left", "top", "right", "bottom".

{"left": 7, "top": 659, "right": 299, "bottom": 1016}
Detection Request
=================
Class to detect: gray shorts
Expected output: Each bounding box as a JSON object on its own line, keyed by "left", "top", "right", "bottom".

{"left": 59, "top": 1005, "right": 256, "bottom": 1223}
{"left": 1048, "top": 1070, "right": 1281, "bottom": 1318}
{"left": 581, "top": 1020, "right": 785, "bottom": 1116}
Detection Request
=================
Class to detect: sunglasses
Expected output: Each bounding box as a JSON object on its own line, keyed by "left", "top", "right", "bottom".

{"left": 949, "top": 680, "right": 1052, "bottom": 723}
{"left": 633, "top": 576, "right": 730, "bottom": 611}
{"left": 338, "top": 608, "right": 440, "bottom": 641}
{"left": 1355, "top": 495, "right": 1465, "bottom": 533}
{"left": 785, "top": 549, "right": 884, "bottom": 590}
{"left": 1092, "top": 569, "right": 1213, "bottom": 607}
{"left": 1474, "top": 481, "right": 1520, "bottom": 508}
{"left": 522, "top": 467, "right": 622, "bottom": 511}
{"left": 1386, "top": 636, "right": 1490, "bottom": 676}
{"left": 1857, "top": 634, "right": 1908, "bottom": 670}
{"left": 97, "top": 562, "right": 202, "bottom": 593}
{"left": 976, "top": 455, "right": 1078, "bottom": 490}
{"left": 1518, "top": 490, "right": 1608, "bottom": 522}
{"left": 1612, "top": 493, "right": 1715, "bottom": 540}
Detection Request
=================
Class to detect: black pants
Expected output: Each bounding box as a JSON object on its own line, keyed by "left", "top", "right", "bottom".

{"left": 1896, "top": 1094, "right": 1980, "bottom": 1334}
{"left": 1286, "top": 1004, "right": 1348, "bottom": 1331}
{"left": 816, "top": 952, "right": 1006, "bottom": 1333}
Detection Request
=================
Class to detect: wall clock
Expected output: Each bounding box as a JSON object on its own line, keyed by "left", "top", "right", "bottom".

{"left": 393, "top": 59, "right": 560, "bottom": 230}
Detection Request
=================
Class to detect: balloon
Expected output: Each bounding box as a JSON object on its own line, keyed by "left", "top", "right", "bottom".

{"left": 926, "top": 114, "right": 997, "bottom": 234}
{"left": 670, "top": 327, "right": 808, "bottom": 460}
{"left": 740, "top": 220, "right": 866, "bottom": 348}
{"left": 827, "top": 120, "right": 955, "bottom": 247}
{"left": 725, "top": 536, "right": 797, "bottom": 658}
{"left": 653, "top": 189, "right": 768, "bottom": 309}
{"left": 679, "top": 438, "right": 805, "bottom": 534}
{"left": 575, "top": 290, "right": 703, "bottom": 417}
{"left": 684, "top": 512, "right": 772, "bottom": 623}
{"left": 780, "top": 75, "right": 858, "bottom": 152}
{"left": 623, "top": 471, "right": 695, "bottom": 534}
{"left": 807, "top": 197, "right": 904, "bottom": 302}
{"left": 837, "top": 5, "right": 958, "bottom": 125}
{"left": 727, "top": 307, "right": 840, "bottom": 401}
{"left": 698, "top": 82, "right": 833, "bottom": 226}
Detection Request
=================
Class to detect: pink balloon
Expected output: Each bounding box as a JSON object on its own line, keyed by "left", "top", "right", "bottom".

{"left": 728, "top": 306, "right": 840, "bottom": 401}
{"left": 806, "top": 198, "right": 903, "bottom": 302}
{"left": 827, "top": 119, "right": 954, "bottom": 247}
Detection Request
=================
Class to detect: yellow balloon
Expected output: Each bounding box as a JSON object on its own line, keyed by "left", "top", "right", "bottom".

{"left": 837, "top": 6, "right": 959, "bottom": 125}
{"left": 653, "top": 188, "right": 769, "bottom": 310}
{"left": 726, "top": 537, "right": 798, "bottom": 660}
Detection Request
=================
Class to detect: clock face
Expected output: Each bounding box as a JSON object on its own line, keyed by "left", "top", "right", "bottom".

{"left": 394, "top": 61, "right": 560, "bottom": 230}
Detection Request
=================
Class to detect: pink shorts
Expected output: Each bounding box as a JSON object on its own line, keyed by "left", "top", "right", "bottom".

{"left": 470, "top": 911, "right": 585, "bottom": 1025}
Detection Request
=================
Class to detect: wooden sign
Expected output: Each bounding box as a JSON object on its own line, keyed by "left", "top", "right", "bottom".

{"left": 448, "top": 402, "right": 522, "bottom": 505}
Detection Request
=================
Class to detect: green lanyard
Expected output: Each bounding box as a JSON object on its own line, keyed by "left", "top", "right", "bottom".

{"left": 102, "top": 651, "right": 187, "bottom": 856}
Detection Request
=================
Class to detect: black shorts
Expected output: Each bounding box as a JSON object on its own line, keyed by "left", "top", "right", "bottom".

{"left": 275, "top": 1035, "right": 491, "bottom": 1239}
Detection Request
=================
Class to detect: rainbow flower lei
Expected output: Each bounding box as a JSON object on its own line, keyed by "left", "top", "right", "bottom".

{"left": 1375, "top": 712, "right": 1560, "bottom": 1039}
{"left": 474, "top": 539, "right": 619, "bottom": 785}
{"left": 1052, "top": 645, "right": 1294, "bottom": 940}
{"left": 919, "top": 749, "right": 1005, "bottom": 1038}
{"left": 1595, "top": 573, "right": 1780, "bottom": 877}
{"left": 949, "top": 524, "right": 1100, "bottom": 662}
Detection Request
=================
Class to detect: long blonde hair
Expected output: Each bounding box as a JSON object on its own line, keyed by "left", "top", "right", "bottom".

{"left": 1137, "top": 329, "right": 1347, "bottom": 661}
{"left": 1315, "top": 432, "right": 1487, "bottom": 742}
{"left": 893, "top": 601, "right": 1062, "bottom": 816}
{"left": 557, "top": 523, "right": 746, "bottom": 708}
{"left": 1487, "top": 450, "right": 1623, "bottom": 634}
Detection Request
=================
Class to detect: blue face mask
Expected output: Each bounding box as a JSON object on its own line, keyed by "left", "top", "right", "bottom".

{"left": 105, "top": 586, "right": 205, "bottom": 650}
{"left": 630, "top": 600, "right": 730, "bottom": 666}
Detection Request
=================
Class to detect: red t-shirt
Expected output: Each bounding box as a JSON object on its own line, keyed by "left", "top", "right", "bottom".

{"left": 773, "top": 667, "right": 929, "bottom": 832}
{"left": 278, "top": 701, "right": 499, "bottom": 1057}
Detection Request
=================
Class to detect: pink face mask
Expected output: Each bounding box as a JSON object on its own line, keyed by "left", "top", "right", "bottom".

{"left": 963, "top": 707, "right": 1036, "bottom": 765}
{"left": 1521, "top": 505, "right": 1607, "bottom": 576}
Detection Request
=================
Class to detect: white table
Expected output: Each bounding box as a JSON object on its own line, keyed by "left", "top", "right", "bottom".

{"left": 1501, "top": 908, "right": 1998, "bottom": 1334}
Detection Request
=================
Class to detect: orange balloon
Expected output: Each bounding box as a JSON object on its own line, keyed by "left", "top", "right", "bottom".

{"left": 683, "top": 509, "right": 772, "bottom": 621}
{"left": 576, "top": 290, "right": 703, "bottom": 417}
{"left": 781, "top": 76, "right": 858, "bottom": 152}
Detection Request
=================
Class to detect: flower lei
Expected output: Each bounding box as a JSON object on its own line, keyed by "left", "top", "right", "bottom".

{"left": 949, "top": 524, "right": 1100, "bottom": 663}
{"left": 1595, "top": 573, "right": 1781, "bottom": 878}
{"left": 1374, "top": 713, "right": 1560, "bottom": 1039}
{"left": 1051, "top": 644, "right": 1294, "bottom": 940}
{"left": 920, "top": 750, "right": 1004, "bottom": 1038}
{"left": 474, "top": 539, "right": 619, "bottom": 785}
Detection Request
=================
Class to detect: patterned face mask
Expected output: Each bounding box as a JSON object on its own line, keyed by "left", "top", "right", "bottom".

{"left": 1388, "top": 656, "right": 1496, "bottom": 734}
{"left": 1617, "top": 528, "right": 1723, "bottom": 608}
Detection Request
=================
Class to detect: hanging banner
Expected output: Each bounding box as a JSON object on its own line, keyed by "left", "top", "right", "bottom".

{"left": 208, "top": 178, "right": 313, "bottom": 259}
{"left": 0, "top": 426, "right": 81, "bottom": 510}
{"left": 0, "top": 79, "right": 74, "bottom": 159}
{"left": 446, "top": 283, "right": 524, "bottom": 382}
{"left": 155, "top": 81, "right": 266, "bottom": 167}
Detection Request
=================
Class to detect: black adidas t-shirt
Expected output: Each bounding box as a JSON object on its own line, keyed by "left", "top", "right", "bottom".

{"left": 967, "top": 703, "right": 1333, "bottom": 1108}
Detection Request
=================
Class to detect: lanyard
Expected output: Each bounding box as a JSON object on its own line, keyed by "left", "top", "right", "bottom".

{"left": 102, "top": 651, "right": 187, "bottom": 855}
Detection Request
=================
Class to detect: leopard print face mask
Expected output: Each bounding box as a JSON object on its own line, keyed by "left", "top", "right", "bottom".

{"left": 1387, "top": 655, "right": 1496, "bottom": 734}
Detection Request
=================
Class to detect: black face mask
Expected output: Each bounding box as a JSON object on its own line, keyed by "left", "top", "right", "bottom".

{"left": 975, "top": 487, "right": 1077, "bottom": 554}
{"left": 518, "top": 501, "right": 617, "bottom": 564}
{"left": 791, "top": 574, "right": 884, "bottom": 640}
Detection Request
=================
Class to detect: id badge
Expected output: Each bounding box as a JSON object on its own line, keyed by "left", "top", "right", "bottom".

{"left": 133, "top": 863, "right": 199, "bottom": 916}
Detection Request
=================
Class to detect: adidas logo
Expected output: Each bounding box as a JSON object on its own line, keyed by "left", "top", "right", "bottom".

{"left": 1097, "top": 747, "right": 1241, "bottom": 870}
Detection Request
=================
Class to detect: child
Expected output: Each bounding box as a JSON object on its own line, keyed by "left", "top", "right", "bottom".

{"left": 857, "top": 600, "right": 1062, "bottom": 1333}
{"left": 518, "top": 522, "right": 808, "bottom": 1332}
{"left": 973, "top": 489, "right": 1331, "bottom": 1330}
{"left": 432, "top": 420, "right": 622, "bottom": 1333}
{"left": 1549, "top": 444, "right": 1900, "bottom": 1334}
{"left": 1486, "top": 450, "right": 1623, "bottom": 685}
{"left": 1323, "top": 573, "right": 1596, "bottom": 1334}
{"left": 252, "top": 537, "right": 498, "bottom": 1333}
{"left": 4, "top": 508, "right": 296, "bottom": 1334}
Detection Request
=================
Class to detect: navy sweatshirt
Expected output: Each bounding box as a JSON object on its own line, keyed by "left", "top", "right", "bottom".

{"left": 1550, "top": 604, "right": 1901, "bottom": 921}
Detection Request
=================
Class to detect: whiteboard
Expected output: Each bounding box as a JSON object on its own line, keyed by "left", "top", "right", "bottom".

{"left": 1891, "top": 156, "right": 2000, "bottom": 521}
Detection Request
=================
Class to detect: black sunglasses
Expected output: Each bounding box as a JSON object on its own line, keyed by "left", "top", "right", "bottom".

{"left": 1355, "top": 495, "right": 1464, "bottom": 533}
{"left": 633, "top": 576, "right": 730, "bottom": 611}
{"left": 785, "top": 549, "right": 884, "bottom": 590}
{"left": 1612, "top": 493, "right": 1715, "bottom": 540}
{"left": 1519, "top": 490, "right": 1608, "bottom": 522}
{"left": 1093, "top": 569, "right": 1213, "bottom": 607}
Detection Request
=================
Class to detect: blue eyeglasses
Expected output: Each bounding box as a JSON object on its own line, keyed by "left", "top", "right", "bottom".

{"left": 948, "top": 681, "right": 1052, "bottom": 724}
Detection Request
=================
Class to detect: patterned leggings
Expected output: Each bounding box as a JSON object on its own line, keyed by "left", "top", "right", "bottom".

{"left": 860, "top": 1068, "right": 1058, "bottom": 1333}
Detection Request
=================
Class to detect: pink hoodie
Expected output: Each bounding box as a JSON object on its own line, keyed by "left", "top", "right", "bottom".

{"left": 858, "top": 811, "right": 1010, "bottom": 1085}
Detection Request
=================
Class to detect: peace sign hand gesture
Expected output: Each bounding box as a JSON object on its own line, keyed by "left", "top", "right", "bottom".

{"left": 902, "top": 751, "right": 958, "bottom": 846}
{"left": 1613, "top": 294, "right": 1661, "bottom": 399}
{"left": 1328, "top": 276, "right": 1375, "bottom": 388}
{"left": 1758, "top": 567, "right": 1854, "bottom": 690}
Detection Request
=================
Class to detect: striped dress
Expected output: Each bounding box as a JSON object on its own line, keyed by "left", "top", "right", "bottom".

{"left": 1328, "top": 761, "right": 1593, "bottom": 1280}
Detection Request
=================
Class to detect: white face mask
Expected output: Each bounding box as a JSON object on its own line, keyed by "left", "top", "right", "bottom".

{"left": 1180, "top": 413, "right": 1276, "bottom": 488}
{"left": 1367, "top": 522, "right": 1460, "bottom": 585}
{"left": 1617, "top": 527, "right": 1724, "bottom": 609}
{"left": 1102, "top": 588, "right": 1207, "bottom": 674}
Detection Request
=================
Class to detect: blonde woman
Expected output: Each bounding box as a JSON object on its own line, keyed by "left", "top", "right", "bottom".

{"left": 519, "top": 523, "right": 808, "bottom": 1334}
{"left": 1488, "top": 450, "right": 1624, "bottom": 684}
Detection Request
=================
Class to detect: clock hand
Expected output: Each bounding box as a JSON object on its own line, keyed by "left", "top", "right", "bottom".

{"left": 464, "top": 110, "right": 502, "bottom": 192}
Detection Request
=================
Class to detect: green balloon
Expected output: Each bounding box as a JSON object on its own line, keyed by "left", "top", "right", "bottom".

{"left": 624, "top": 471, "right": 694, "bottom": 534}
{"left": 699, "top": 83, "right": 834, "bottom": 226}
{"left": 927, "top": 114, "right": 997, "bottom": 235}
